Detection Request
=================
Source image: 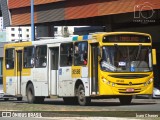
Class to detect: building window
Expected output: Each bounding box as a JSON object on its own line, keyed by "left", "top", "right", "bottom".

{"left": 74, "top": 42, "right": 88, "bottom": 66}
{"left": 11, "top": 34, "right": 15, "bottom": 37}
{"left": 35, "top": 45, "right": 47, "bottom": 68}
{"left": 26, "top": 35, "right": 29, "bottom": 38}
{"left": 18, "top": 34, "right": 22, "bottom": 37}
{"left": 60, "top": 43, "right": 73, "bottom": 66}
{"left": 24, "top": 46, "right": 34, "bottom": 68}
{"left": 18, "top": 28, "right": 22, "bottom": 31}
{"left": 26, "top": 29, "right": 29, "bottom": 32}
{"left": 11, "top": 28, "right": 15, "bottom": 31}
{"left": 5, "top": 48, "right": 15, "bottom": 69}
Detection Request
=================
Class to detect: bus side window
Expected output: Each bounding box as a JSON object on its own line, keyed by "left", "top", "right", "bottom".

{"left": 35, "top": 45, "right": 47, "bottom": 68}
{"left": 5, "top": 48, "right": 14, "bottom": 69}
{"left": 74, "top": 42, "right": 88, "bottom": 66}
{"left": 24, "top": 46, "right": 35, "bottom": 68}
{"left": 60, "top": 43, "right": 73, "bottom": 66}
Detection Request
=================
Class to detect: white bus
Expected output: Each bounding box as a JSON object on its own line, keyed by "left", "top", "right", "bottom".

{"left": 3, "top": 32, "right": 156, "bottom": 105}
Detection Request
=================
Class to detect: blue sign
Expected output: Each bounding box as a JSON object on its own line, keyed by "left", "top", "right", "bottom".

{"left": 9, "top": 78, "right": 12, "bottom": 85}
{"left": 59, "top": 68, "right": 62, "bottom": 75}
{"left": 130, "top": 67, "right": 135, "bottom": 72}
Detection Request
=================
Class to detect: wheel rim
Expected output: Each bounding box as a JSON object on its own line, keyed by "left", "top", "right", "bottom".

{"left": 79, "top": 88, "right": 85, "bottom": 103}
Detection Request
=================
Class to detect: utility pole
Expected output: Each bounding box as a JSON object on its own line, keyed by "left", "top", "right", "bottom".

{"left": 31, "top": 0, "right": 34, "bottom": 41}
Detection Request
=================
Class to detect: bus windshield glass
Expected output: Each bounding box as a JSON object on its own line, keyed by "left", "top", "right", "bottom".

{"left": 100, "top": 46, "right": 152, "bottom": 72}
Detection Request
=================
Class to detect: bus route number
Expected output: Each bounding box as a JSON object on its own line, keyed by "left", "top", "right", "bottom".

{"left": 72, "top": 69, "right": 81, "bottom": 74}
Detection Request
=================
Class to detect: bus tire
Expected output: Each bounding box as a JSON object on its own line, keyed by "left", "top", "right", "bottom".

{"left": 26, "top": 83, "right": 35, "bottom": 104}
{"left": 17, "top": 97, "right": 23, "bottom": 101}
{"left": 77, "top": 84, "right": 91, "bottom": 106}
{"left": 119, "top": 96, "right": 132, "bottom": 105}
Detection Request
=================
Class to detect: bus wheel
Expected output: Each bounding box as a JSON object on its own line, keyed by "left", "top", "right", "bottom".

{"left": 77, "top": 84, "right": 91, "bottom": 106}
{"left": 17, "top": 97, "right": 23, "bottom": 101}
{"left": 119, "top": 96, "right": 132, "bottom": 105}
{"left": 26, "top": 83, "right": 35, "bottom": 103}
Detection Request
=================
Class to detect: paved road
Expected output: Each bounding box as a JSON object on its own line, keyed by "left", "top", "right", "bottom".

{"left": 0, "top": 97, "right": 160, "bottom": 119}
{"left": 0, "top": 97, "right": 160, "bottom": 111}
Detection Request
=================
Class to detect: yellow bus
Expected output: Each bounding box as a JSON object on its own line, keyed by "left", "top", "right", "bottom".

{"left": 3, "top": 32, "right": 156, "bottom": 105}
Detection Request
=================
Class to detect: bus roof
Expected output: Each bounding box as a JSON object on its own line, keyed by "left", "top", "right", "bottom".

{"left": 4, "top": 32, "right": 151, "bottom": 48}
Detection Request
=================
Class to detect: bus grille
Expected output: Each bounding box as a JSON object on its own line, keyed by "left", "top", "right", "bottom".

{"left": 118, "top": 88, "right": 141, "bottom": 93}
{"left": 109, "top": 74, "right": 149, "bottom": 79}
{"left": 116, "top": 83, "right": 144, "bottom": 86}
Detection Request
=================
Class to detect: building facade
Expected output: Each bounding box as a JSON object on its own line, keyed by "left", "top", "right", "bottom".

{"left": 6, "top": 26, "right": 31, "bottom": 42}
{"left": 0, "top": 17, "right": 4, "bottom": 31}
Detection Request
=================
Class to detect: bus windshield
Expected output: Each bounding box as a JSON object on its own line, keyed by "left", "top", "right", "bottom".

{"left": 100, "top": 46, "right": 152, "bottom": 72}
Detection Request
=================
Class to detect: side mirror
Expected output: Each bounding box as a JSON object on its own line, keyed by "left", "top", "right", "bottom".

{"left": 152, "top": 49, "right": 157, "bottom": 65}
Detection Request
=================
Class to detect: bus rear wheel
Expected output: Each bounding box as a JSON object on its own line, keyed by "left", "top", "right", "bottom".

{"left": 26, "top": 83, "right": 35, "bottom": 103}
{"left": 119, "top": 96, "right": 132, "bottom": 105}
{"left": 77, "top": 84, "right": 91, "bottom": 106}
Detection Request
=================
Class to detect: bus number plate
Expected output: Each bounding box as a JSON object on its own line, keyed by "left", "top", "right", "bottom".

{"left": 126, "top": 88, "right": 134, "bottom": 92}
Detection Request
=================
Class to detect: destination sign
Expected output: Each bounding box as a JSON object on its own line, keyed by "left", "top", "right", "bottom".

{"left": 103, "top": 34, "right": 150, "bottom": 43}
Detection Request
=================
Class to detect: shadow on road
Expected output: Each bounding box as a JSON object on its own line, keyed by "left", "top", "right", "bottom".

{"left": 1, "top": 98, "right": 156, "bottom": 107}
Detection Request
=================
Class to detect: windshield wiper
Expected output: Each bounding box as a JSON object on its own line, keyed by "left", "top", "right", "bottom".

{"left": 136, "top": 44, "right": 142, "bottom": 60}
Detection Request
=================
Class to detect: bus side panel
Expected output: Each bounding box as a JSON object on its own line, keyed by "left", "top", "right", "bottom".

{"left": 58, "top": 80, "right": 75, "bottom": 97}
{"left": 6, "top": 77, "right": 17, "bottom": 95}
{"left": 81, "top": 67, "right": 90, "bottom": 96}
{"left": 33, "top": 68, "right": 48, "bottom": 96}
{"left": 58, "top": 67, "right": 74, "bottom": 96}
{"left": 33, "top": 81, "right": 48, "bottom": 96}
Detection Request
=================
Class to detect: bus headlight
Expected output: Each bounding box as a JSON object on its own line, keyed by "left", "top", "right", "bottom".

{"left": 102, "top": 78, "right": 110, "bottom": 85}
{"left": 147, "top": 78, "right": 153, "bottom": 84}
{"left": 144, "top": 78, "right": 153, "bottom": 86}
{"left": 102, "top": 78, "right": 107, "bottom": 83}
{"left": 102, "top": 77, "right": 115, "bottom": 86}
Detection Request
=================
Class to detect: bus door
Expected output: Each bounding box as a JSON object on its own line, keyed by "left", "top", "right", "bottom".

{"left": 91, "top": 43, "right": 99, "bottom": 95}
{"left": 16, "top": 50, "right": 22, "bottom": 95}
{"left": 49, "top": 47, "right": 59, "bottom": 95}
